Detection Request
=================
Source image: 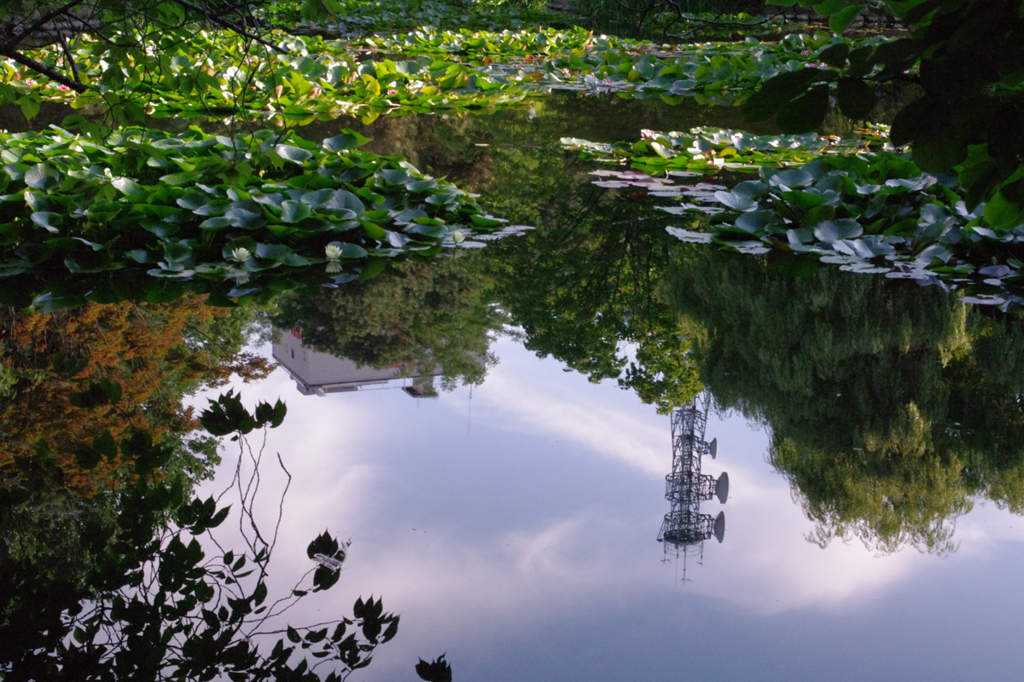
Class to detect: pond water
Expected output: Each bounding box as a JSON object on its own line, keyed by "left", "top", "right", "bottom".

{"left": 4, "top": 93, "right": 1024, "bottom": 681}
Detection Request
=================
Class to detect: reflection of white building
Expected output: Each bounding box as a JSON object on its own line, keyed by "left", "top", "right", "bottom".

{"left": 272, "top": 328, "right": 439, "bottom": 398}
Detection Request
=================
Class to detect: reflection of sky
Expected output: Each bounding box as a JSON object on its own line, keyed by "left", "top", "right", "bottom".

{"left": 197, "top": 337, "right": 1024, "bottom": 682}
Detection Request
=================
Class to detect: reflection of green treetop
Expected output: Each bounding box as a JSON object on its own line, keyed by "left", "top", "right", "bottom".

{"left": 483, "top": 151, "right": 701, "bottom": 414}
{"left": 670, "top": 248, "right": 1024, "bottom": 553}
{"left": 273, "top": 257, "right": 505, "bottom": 390}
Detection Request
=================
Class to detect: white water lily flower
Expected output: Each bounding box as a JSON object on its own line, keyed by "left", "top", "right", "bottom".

{"left": 451, "top": 230, "right": 466, "bottom": 244}
{"left": 325, "top": 244, "right": 343, "bottom": 260}
{"left": 231, "top": 247, "right": 251, "bottom": 263}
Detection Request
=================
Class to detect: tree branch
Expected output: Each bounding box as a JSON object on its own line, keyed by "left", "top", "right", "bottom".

{"left": 166, "top": 0, "right": 287, "bottom": 54}
{"left": 4, "top": 0, "right": 89, "bottom": 49}
{"left": 57, "top": 32, "right": 81, "bottom": 85}
{"left": 0, "top": 44, "right": 87, "bottom": 92}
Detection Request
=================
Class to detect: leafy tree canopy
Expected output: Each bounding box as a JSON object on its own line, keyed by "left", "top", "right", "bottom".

{"left": 746, "top": 0, "right": 1024, "bottom": 229}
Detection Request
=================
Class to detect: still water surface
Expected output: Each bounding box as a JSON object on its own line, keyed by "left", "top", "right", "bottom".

{"left": 4, "top": 93, "right": 1024, "bottom": 680}
{"left": 195, "top": 96, "right": 1024, "bottom": 680}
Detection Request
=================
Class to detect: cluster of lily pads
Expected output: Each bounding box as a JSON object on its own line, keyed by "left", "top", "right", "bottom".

{"left": 563, "top": 125, "right": 883, "bottom": 173}
{"left": 0, "top": 126, "right": 510, "bottom": 310}
{"left": 262, "top": 0, "right": 570, "bottom": 35}
{"left": 6, "top": 31, "right": 534, "bottom": 125}
{"left": 350, "top": 28, "right": 890, "bottom": 105}
{"left": 663, "top": 154, "right": 1024, "bottom": 306}
{"left": 567, "top": 128, "right": 1024, "bottom": 306}
{"left": 2, "top": 23, "right": 891, "bottom": 125}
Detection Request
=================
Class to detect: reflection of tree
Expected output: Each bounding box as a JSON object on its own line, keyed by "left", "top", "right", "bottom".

{"left": 483, "top": 146, "right": 701, "bottom": 413}
{"left": 0, "top": 296, "right": 272, "bottom": 494}
{"left": 0, "top": 297, "right": 412, "bottom": 680}
{"left": 0, "top": 296, "right": 275, "bottom": 621}
{"left": 1, "top": 394, "right": 398, "bottom": 681}
{"left": 273, "top": 257, "right": 505, "bottom": 391}
{"left": 669, "top": 248, "right": 1024, "bottom": 553}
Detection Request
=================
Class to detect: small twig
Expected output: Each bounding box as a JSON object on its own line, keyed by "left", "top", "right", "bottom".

{"left": 57, "top": 32, "right": 80, "bottom": 85}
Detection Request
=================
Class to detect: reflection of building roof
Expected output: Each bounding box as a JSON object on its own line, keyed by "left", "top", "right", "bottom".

{"left": 272, "top": 328, "right": 440, "bottom": 398}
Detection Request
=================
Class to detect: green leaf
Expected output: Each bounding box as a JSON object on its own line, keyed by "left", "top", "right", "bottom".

{"left": 30, "top": 211, "right": 62, "bottom": 232}
{"left": 743, "top": 69, "right": 834, "bottom": 123}
{"left": 326, "top": 241, "right": 368, "bottom": 258}
{"left": 818, "top": 43, "right": 850, "bottom": 68}
{"left": 983, "top": 189, "right": 1024, "bottom": 230}
{"left": 17, "top": 95, "right": 39, "bottom": 121}
{"left": 812, "top": 0, "right": 848, "bottom": 17}
{"left": 24, "top": 163, "right": 51, "bottom": 189}
{"left": 274, "top": 145, "right": 314, "bottom": 164}
{"left": 280, "top": 200, "right": 311, "bottom": 223}
{"left": 829, "top": 3, "right": 866, "bottom": 33}
{"left": 112, "top": 177, "right": 145, "bottom": 195}
{"left": 323, "top": 131, "right": 371, "bottom": 150}
{"left": 775, "top": 84, "right": 830, "bottom": 133}
{"left": 255, "top": 243, "right": 295, "bottom": 261}
{"left": 836, "top": 78, "right": 876, "bottom": 120}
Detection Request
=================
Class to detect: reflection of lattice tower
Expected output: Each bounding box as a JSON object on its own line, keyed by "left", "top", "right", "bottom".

{"left": 657, "top": 390, "right": 727, "bottom": 558}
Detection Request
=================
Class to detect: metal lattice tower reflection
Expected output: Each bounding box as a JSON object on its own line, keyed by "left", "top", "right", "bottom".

{"left": 658, "top": 389, "right": 728, "bottom": 565}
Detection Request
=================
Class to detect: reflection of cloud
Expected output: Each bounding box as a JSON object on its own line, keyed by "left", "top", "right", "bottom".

{"left": 466, "top": 344, "right": 667, "bottom": 477}
{"left": 192, "top": 341, "right": 1024, "bottom": 680}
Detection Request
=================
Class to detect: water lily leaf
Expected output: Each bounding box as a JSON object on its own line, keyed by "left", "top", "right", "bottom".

{"left": 112, "top": 177, "right": 145, "bottom": 196}
{"left": 386, "top": 231, "right": 411, "bottom": 248}
{"left": 252, "top": 192, "right": 284, "bottom": 207}
{"left": 814, "top": 219, "right": 863, "bottom": 243}
{"left": 714, "top": 190, "right": 756, "bottom": 211}
{"left": 780, "top": 190, "right": 827, "bottom": 209}
{"left": 362, "top": 221, "right": 387, "bottom": 240}
{"left": 30, "top": 212, "right": 62, "bottom": 232}
{"left": 274, "top": 144, "right": 314, "bottom": 164}
{"left": 667, "top": 226, "right": 713, "bottom": 243}
{"left": 163, "top": 241, "right": 193, "bottom": 264}
{"left": 323, "top": 131, "right": 371, "bottom": 150}
{"left": 24, "top": 163, "right": 52, "bottom": 189}
{"left": 255, "top": 243, "right": 295, "bottom": 261}
{"left": 731, "top": 180, "right": 769, "bottom": 200}
{"left": 736, "top": 210, "right": 783, "bottom": 233}
{"left": 379, "top": 168, "right": 412, "bottom": 185}
{"left": 325, "top": 190, "right": 365, "bottom": 215}
{"left": 470, "top": 214, "right": 507, "bottom": 227}
{"left": 301, "top": 189, "right": 336, "bottom": 207}
{"left": 280, "top": 200, "right": 312, "bottom": 223}
{"left": 407, "top": 179, "right": 438, "bottom": 192}
{"left": 199, "top": 216, "right": 233, "bottom": 230}
{"left": 177, "top": 190, "right": 211, "bottom": 210}
{"left": 769, "top": 169, "right": 815, "bottom": 189}
{"left": 224, "top": 207, "right": 264, "bottom": 228}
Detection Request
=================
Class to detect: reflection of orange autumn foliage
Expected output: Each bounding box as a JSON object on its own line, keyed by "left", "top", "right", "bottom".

{"left": 0, "top": 296, "right": 273, "bottom": 494}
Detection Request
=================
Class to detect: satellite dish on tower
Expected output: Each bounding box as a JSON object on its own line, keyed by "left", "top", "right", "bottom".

{"left": 708, "top": 437, "right": 718, "bottom": 459}
{"left": 716, "top": 472, "right": 729, "bottom": 504}
{"left": 713, "top": 512, "right": 726, "bottom": 543}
